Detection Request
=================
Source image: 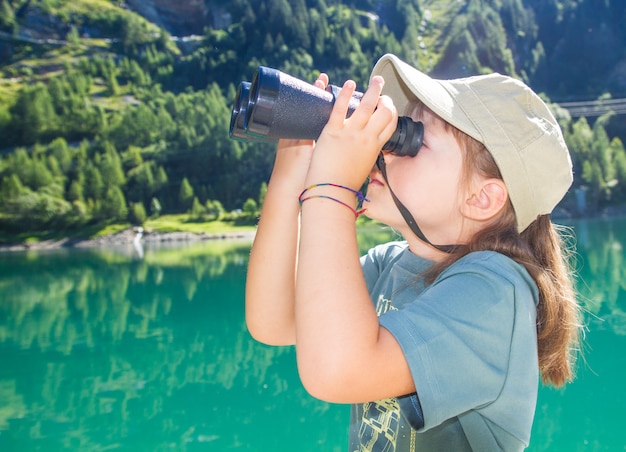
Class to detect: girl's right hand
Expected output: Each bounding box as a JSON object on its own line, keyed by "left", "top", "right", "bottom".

{"left": 270, "top": 73, "right": 330, "bottom": 191}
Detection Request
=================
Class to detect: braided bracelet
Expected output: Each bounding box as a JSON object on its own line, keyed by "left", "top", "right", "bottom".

{"left": 298, "top": 183, "right": 369, "bottom": 218}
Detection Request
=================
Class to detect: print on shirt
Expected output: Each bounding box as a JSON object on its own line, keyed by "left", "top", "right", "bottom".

{"left": 355, "top": 294, "right": 402, "bottom": 452}
{"left": 376, "top": 294, "right": 397, "bottom": 316}
{"left": 357, "top": 399, "right": 401, "bottom": 452}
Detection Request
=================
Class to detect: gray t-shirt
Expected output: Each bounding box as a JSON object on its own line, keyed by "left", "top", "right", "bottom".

{"left": 350, "top": 241, "right": 539, "bottom": 451}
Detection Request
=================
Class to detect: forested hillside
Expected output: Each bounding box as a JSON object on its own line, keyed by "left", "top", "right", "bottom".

{"left": 0, "top": 0, "right": 625, "bottom": 238}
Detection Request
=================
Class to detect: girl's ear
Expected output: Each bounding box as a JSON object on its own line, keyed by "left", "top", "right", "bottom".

{"left": 464, "top": 179, "right": 508, "bottom": 222}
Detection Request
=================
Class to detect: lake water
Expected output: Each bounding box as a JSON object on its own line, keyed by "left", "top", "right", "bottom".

{"left": 0, "top": 218, "right": 625, "bottom": 451}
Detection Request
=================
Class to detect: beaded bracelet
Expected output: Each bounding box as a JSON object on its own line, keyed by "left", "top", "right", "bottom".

{"left": 298, "top": 183, "right": 369, "bottom": 218}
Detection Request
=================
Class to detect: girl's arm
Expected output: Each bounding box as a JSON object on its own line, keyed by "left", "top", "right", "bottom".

{"left": 245, "top": 139, "right": 314, "bottom": 345}
{"left": 245, "top": 73, "right": 329, "bottom": 346}
{"left": 295, "top": 77, "right": 415, "bottom": 402}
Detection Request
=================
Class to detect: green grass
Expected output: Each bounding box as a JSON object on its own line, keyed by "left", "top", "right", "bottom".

{"left": 0, "top": 220, "right": 126, "bottom": 244}
{"left": 0, "top": 214, "right": 256, "bottom": 245}
{"left": 144, "top": 215, "right": 256, "bottom": 235}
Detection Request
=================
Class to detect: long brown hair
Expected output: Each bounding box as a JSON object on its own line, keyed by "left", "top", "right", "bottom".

{"left": 416, "top": 104, "right": 582, "bottom": 387}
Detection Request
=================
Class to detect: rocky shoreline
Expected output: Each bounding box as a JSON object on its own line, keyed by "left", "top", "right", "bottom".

{"left": 0, "top": 227, "right": 256, "bottom": 252}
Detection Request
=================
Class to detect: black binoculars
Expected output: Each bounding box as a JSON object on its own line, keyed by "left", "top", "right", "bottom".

{"left": 229, "top": 66, "right": 424, "bottom": 157}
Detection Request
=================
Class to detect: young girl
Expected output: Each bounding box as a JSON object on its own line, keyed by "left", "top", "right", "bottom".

{"left": 245, "top": 53, "right": 581, "bottom": 451}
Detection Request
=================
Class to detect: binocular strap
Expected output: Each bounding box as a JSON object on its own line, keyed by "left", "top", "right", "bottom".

{"left": 376, "top": 154, "right": 458, "bottom": 254}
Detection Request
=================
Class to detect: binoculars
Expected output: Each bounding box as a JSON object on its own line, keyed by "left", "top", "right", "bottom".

{"left": 229, "top": 66, "right": 424, "bottom": 157}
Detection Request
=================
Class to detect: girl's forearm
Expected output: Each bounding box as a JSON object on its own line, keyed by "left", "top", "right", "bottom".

{"left": 293, "top": 76, "right": 408, "bottom": 401}
{"left": 245, "top": 143, "right": 313, "bottom": 345}
{"left": 245, "top": 182, "right": 299, "bottom": 345}
{"left": 295, "top": 194, "right": 382, "bottom": 399}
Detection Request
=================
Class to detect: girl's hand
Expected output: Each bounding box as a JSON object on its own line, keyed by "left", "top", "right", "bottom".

{"left": 271, "top": 73, "right": 331, "bottom": 191}
{"left": 294, "top": 77, "right": 413, "bottom": 403}
{"left": 305, "top": 75, "right": 397, "bottom": 190}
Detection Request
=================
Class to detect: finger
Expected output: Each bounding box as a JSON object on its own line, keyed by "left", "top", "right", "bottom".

{"left": 326, "top": 79, "right": 357, "bottom": 127}
{"left": 313, "top": 72, "right": 329, "bottom": 90}
{"left": 277, "top": 138, "right": 315, "bottom": 149}
{"left": 376, "top": 95, "right": 398, "bottom": 142}
{"left": 348, "top": 75, "right": 385, "bottom": 127}
{"left": 317, "top": 72, "right": 329, "bottom": 88}
{"left": 362, "top": 75, "right": 386, "bottom": 112}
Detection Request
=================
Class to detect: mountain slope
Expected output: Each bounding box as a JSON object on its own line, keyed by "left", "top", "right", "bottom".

{"left": 0, "top": 0, "right": 625, "bottom": 238}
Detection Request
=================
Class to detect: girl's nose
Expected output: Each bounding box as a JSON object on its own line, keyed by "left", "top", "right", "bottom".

{"left": 375, "top": 151, "right": 397, "bottom": 171}
{"left": 383, "top": 151, "right": 399, "bottom": 162}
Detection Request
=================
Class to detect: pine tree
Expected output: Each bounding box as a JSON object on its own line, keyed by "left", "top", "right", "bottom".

{"left": 49, "top": 137, "right": 72, "bottom": 173}
{"left": 67, "top": 179, "right": 84, "bottom": 202}
{"left": 178, "top": 177, "right": 194, "bottom": 211}
{"left": 127, "top": 162, "right": 155, "bottom": 204}
{"left": 99, "top": 143, "right": 126, "bottom": 187}
{"left": 101, "top": 186, "right": 128, "bottom": 221}
{"left": 0, "top": 0, "right": 15, "bottom": 31}
{"left": 150, "top": 197, "right": 162, "bottom": 218}
{"left": 611, "top": 138, "right": 626, "bottom": 202}
{"left": 12, "top": 83, "right": 58, "bottom": 144}
{"left": 190, "top": 196, "right": 205, "bottom": 218}
{"left": 129, "top": 202, "right": 147, "bottom": 225}
{"left": 0, "top": 174, "right": 23, "bottom": 201}
{"left": 83, "top": 164, "right": 105, "bottom": 200}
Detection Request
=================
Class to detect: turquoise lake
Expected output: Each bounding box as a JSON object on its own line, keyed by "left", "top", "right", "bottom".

{"left": 0, "top": 217, "right": 625, "bottom": 451}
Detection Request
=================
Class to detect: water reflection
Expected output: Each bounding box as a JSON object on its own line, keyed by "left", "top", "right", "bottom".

{"left": 0, "top": 219, "right": 624, "bottom": 450}
{"left": 0, "top": 241, "right": 248, "bottom": 350}
{"left": 572, "top": 216, "right": 626, "bottom": 335}
{"left": 0, "top": 240, "right": 347, "bottom": 450}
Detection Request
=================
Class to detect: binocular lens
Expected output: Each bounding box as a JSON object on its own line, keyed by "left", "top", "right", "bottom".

{"left": 384, "top": 117, "right": 424, "bottom": 157}
{"left": 229, "top": 66, "right": 424, "bottom": 157}
{"left": 229, "top": 81, "right": 251, "bottom": 141}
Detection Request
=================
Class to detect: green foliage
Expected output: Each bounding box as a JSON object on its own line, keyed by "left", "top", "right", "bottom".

{"left": 565, "top": 114, "right": 626, "bottom": 208}
{"left": 0, "top": 0, "right": 625, "bottom": 236}
{"left": 242, "top": 198, "right": 258, "bottom": 215}
{"left": 189, "top": 196, "right": 205, "bottom": 218}
{"left": 178, "top": 177, "right": 194, "bottom": 211}
{"left": 258, "top": 182, "right": 268, "bottom": 208}
{"left": 205, "top": 199, "right": 225, "bottom": 220}
{"left": 129, "top": 201, "right": 147, "bottom": 225}
{"left": 0, "top": 0, "right": 16, "bottom": 31}
{"left": 524, "top": 0, "right": 625, "bottom": 97}
{"left": 150, "top": 197, "right": 162, "bottom": 218}
{"left": 3, "top": 188, "right": 73, "bottom": 231}
{"left": 101, "top": 185, "right": 128, "bottom": 221}
{"left": 435, "top": 0, "right": 516, "bottom": 76}
{"left": 0, "top": 174, "right": 24, "bottom": 201}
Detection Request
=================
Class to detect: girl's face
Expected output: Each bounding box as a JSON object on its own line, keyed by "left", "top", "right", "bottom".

{"left": 365, "top": 110, "right": 469, "bottom": 251}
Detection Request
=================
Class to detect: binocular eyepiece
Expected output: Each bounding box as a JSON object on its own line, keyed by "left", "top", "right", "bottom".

{"left": 229, "top": 66, "right": 423, "bottom": 157}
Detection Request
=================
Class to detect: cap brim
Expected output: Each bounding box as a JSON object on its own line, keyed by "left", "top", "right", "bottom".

{"left": 370, "top": 54, "right": 482, "bottom": 144}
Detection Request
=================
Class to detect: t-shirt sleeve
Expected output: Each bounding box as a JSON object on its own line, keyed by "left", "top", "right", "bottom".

{"left": 378, "top": 254, "right": 529, "bottom": 431}
{"left": 360, "top": 241, "right": 407, "bottom": 294}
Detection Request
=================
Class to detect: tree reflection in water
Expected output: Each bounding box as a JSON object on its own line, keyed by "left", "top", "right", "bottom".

{"left": 0, "top": 219, "right": 625, "bottom": 450}
{"left": 0, "top": 240, "right": 346, "bottom": 450}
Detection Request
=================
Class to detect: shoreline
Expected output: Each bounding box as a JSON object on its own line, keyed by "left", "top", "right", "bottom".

{"left": 2, "top": 207, "right": 626, "bottom": 253}
{"left": 0, "top": 227, "right": 257, "bottom": 252}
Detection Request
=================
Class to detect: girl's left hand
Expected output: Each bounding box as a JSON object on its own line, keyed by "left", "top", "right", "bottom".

{"left": 305, "top": 75, "right": 397, "bottom": 190}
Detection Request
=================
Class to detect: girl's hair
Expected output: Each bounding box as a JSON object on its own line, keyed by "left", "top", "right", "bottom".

{"left": 414, "top": 103, "right": 582, "bottom": 387}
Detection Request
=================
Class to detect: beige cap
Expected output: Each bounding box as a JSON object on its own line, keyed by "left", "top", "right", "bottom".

{"left": 370, "top": 54, "right": 573, "bottom": 232}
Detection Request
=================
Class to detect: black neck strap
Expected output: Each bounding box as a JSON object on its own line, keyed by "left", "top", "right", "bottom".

{"left": 376, "top": 154, "right": 458, "bottom": 254}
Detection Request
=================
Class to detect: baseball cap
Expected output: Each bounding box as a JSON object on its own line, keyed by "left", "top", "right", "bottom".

{"left": 370, "top": 53, "right": 573, "bottom": 232}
